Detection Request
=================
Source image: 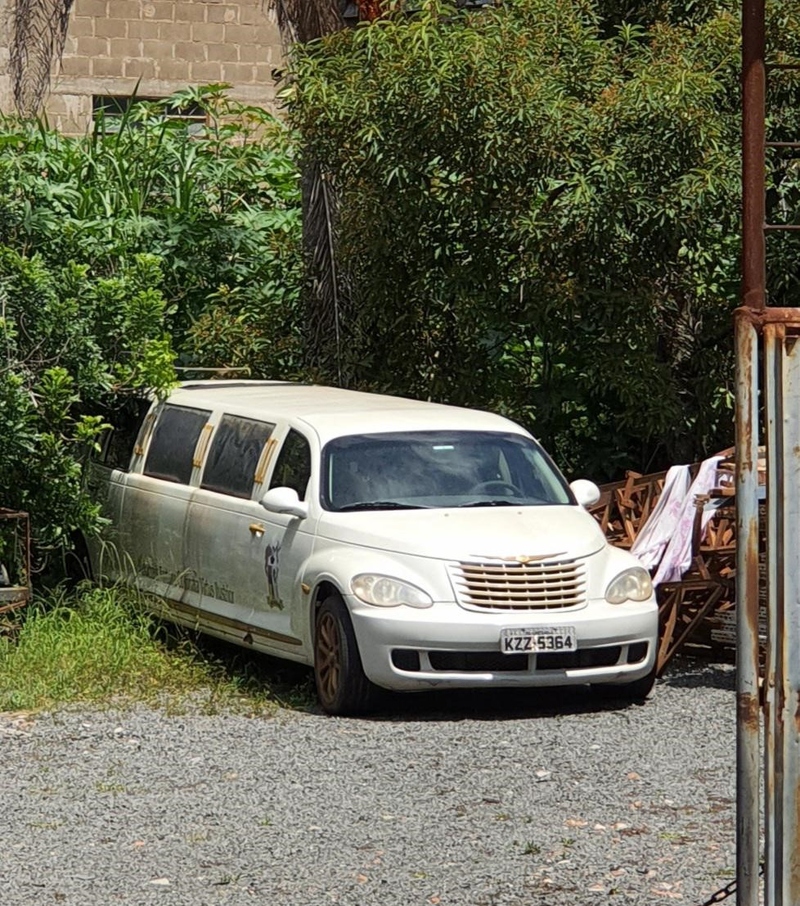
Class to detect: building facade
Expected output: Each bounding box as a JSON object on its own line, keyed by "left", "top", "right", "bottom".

{"left": 0, "top": 0, "right": 284, "bottom": 133}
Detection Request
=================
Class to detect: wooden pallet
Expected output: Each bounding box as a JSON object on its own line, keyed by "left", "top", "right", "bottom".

{"left": 592, "top": 455, "right": 759, "bottom": 674}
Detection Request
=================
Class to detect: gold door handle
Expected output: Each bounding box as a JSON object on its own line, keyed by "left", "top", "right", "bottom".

{"left": 249, "top": 522, "right": 265, "bottom": 536}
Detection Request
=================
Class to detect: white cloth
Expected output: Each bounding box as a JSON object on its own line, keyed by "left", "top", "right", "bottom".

{"left": 652, "top": 455, "right": 723, "bottom": 586}
{"left": 630, "top": 465, "right": 692, "bottom": 571}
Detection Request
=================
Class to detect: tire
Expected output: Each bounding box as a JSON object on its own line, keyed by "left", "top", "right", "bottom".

{"left": 591, "top": 667, "right": 656, "bottom": 703}
{"left": 314, "top": 594, "right": 377, "bottom": 716}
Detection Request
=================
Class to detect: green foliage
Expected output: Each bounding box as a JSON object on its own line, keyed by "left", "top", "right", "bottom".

{"left": 287, "top": 0, "right": 800, "bottom": 478}
{"left": 0, "top": 86, "right": 303, "bottom": 558}
{"left": 0, "top": 585, "right": 185, "bottom": 710}
{"left": 0, "top": 246, "right": 173, "bottom": 553}
{"left": 0, "top": 85, "right": 303, "bottom": 365}
{"left": 0, "top": 584, "right": 281, "bottom": 713}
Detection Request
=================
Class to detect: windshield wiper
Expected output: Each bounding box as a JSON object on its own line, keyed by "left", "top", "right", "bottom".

{"left": 336, "top": 501, "right": 426, "bottom": 512}
{"left": 458, "top": 499, "right": 517, "bottom": 508}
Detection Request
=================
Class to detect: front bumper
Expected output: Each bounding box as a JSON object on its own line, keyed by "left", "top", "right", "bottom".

{"left": 347, "top": 596, "right": 658, "bottom": 692}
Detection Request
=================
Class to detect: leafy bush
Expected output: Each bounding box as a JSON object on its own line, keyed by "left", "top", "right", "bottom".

{"left": 0, "top": 86, "right": 303, "bottom": 560}
{"left": 0, "top": 85, "right": 303, "bottom": 364}
{"left": 0, "top": 249, "right": 173, "bottom": 554}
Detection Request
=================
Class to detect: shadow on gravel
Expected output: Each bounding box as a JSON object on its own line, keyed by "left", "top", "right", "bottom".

{"left": 658, "top": 652, "right": 736, "bottom": 693}
{"left": 369, "top": 686, "right": 639, "bottom": 723}
{"left": 182, "top": 632, "right": 652, "bottom": 720}
{"left": 175, "top": 629, "right": 735, "bottom": 721}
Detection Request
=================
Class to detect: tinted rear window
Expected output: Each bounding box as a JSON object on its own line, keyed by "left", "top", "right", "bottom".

{"left": 144, "top": 405, "right": 210, "bottom": 484}
{"left": 201, "top": 415, "right": 275, "bottom": 499}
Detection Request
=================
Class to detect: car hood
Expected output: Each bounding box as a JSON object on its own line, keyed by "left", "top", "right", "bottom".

{"left": 315, "top": 505, "right": 607, "bottom": 562}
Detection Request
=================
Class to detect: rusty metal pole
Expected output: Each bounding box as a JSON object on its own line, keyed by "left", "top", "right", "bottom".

{"left": 742, "top": 0, "right": 766, "bottom": 312}
{"left": 738, "top": 1, "right": 765, "bottom": 905}
{"left": 763, "top": 315, "right": 800, "bottom": 906}
{"left": 735, "top": 310, "right": 762, "bottom": 906}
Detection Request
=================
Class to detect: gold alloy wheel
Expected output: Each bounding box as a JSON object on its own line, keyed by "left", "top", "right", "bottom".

{"left": 316, "top": 610, "right": 342, "bottom": 705}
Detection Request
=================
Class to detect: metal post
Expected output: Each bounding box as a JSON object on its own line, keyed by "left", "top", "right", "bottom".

{"left": 763, "top": 321, "right": 800, "bottom": 904}
{"left": 742, "top": 0, "right": 766, "bottom": 312}
{"left": 739, "top": 2, "right": 766, "bottom": 903}
{"left": 764, "top": 323, "right": 779, "bottom": 905}
{"left": 735, "top": 309, "right": 762, "bottom": 906}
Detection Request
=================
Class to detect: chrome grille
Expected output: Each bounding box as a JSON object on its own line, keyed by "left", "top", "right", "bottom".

{"left": 449, "top": 558, "right": 586, "bottom": 611}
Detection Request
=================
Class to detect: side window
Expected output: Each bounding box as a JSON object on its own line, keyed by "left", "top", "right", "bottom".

{"left": 201, "top": 415, "right": 275, "bottom": 499}
{"left": 144, "top": 405, "right": 211, "bottom": 484}
{"left": 269, "top": 429, "right": 312, "bottom": 500}
{"left": 102, "top": 398, "right": 151, "bottom": 471}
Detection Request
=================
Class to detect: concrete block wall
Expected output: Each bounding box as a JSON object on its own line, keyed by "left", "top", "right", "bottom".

{"left": 0, "top": 0, "right": 284, "bottom": 133}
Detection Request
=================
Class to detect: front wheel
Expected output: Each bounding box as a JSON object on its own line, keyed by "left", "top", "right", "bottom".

{"left": 314, "top": 595, "right": 378, "bottom": 715}
{"left": 591, "top": 667, "right": 656, "bottom": 704}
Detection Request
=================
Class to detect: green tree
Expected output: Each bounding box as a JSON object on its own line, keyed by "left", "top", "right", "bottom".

{"left": 287, "top": 0, "right": 800, "bottom": 478}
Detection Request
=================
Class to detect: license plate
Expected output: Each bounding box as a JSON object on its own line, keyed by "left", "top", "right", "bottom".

{"left": 500, "top": 626, "right": 576, "bottom": 654}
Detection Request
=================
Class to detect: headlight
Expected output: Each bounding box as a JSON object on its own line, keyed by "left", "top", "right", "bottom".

{"left": 351, "top": 574, "right": 433, "bottom": 608}
{"left": 605, "top": 567, "right": 654, "bottom": 604}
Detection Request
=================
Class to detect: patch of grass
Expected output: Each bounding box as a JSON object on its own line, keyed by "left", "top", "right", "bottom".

{"left": 0, "top": 583, "right": 282, "bottom": 714}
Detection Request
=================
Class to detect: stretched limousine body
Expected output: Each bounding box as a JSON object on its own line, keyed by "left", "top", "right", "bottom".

{"left": 88, "top": 381, "right": 658, "bottom": 714}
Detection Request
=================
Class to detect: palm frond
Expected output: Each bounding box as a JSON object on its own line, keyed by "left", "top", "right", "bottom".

{"left": 303, "top": 161, "right": 346, "bottom": 382}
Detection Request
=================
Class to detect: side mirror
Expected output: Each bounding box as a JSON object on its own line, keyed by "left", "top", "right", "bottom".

{"left": 260, "top": 487, "right": 309, "bottom": 520}
{"left": 569, "top": 479, "right": 601, "bottom": 508}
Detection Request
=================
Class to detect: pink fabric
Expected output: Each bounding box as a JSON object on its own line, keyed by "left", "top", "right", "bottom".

{"left": 630, "top": 465, "right": 692, "bottom": 571}
{"left": 652, "top": 456, "right": 723, "bottom": 586}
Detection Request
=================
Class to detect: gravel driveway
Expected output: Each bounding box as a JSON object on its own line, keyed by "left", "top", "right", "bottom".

{"left": 2, "top": 655, "right": 736, "bottom": 906}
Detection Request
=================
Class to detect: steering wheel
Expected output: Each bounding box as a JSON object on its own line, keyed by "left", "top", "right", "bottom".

{"left": 469, "top": 480, "right": 522, "bottom": 497}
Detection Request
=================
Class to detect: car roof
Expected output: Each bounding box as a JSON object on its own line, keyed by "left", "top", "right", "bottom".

{"left": 169, "top": 381, "right": 529, "bottom": 444}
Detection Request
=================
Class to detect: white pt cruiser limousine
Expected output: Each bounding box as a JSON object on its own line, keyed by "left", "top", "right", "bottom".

{"left": 88, "top": 381, "right": 658, "bottom": 714}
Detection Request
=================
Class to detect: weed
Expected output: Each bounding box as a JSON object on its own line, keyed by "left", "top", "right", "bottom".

{"left": 95, "top": 781, "right": 126, "bottom": 794}
{"left": 214, "top": 873, "right": 240, "bottom": 886}
{"left": 522, "top": 842, "right": 541, "bottom": 856}
{"left": 186, "top": 830, "right": 209, "bottom": 843}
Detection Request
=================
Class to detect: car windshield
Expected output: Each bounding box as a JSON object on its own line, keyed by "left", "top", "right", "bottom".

{"left": 321, "top": 430, "right": 573, "bottom": 512}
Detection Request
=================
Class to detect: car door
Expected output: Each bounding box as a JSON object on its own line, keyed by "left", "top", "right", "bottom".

{"left": 182, "top": 420, "right": 317, "bottom": 656}
{"left": 256, "top": 426, "right": 318, "bottom": 650}
{"left": 183, "top": 413, "right": 288, "bottom": 640}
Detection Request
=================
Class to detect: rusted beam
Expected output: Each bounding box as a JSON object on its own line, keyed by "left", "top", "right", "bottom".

{"left": 734, "top": 307, "right": 761, "bottom": 906}
{"left": 742, "top": 0, "right": 766, "bottom": 311}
